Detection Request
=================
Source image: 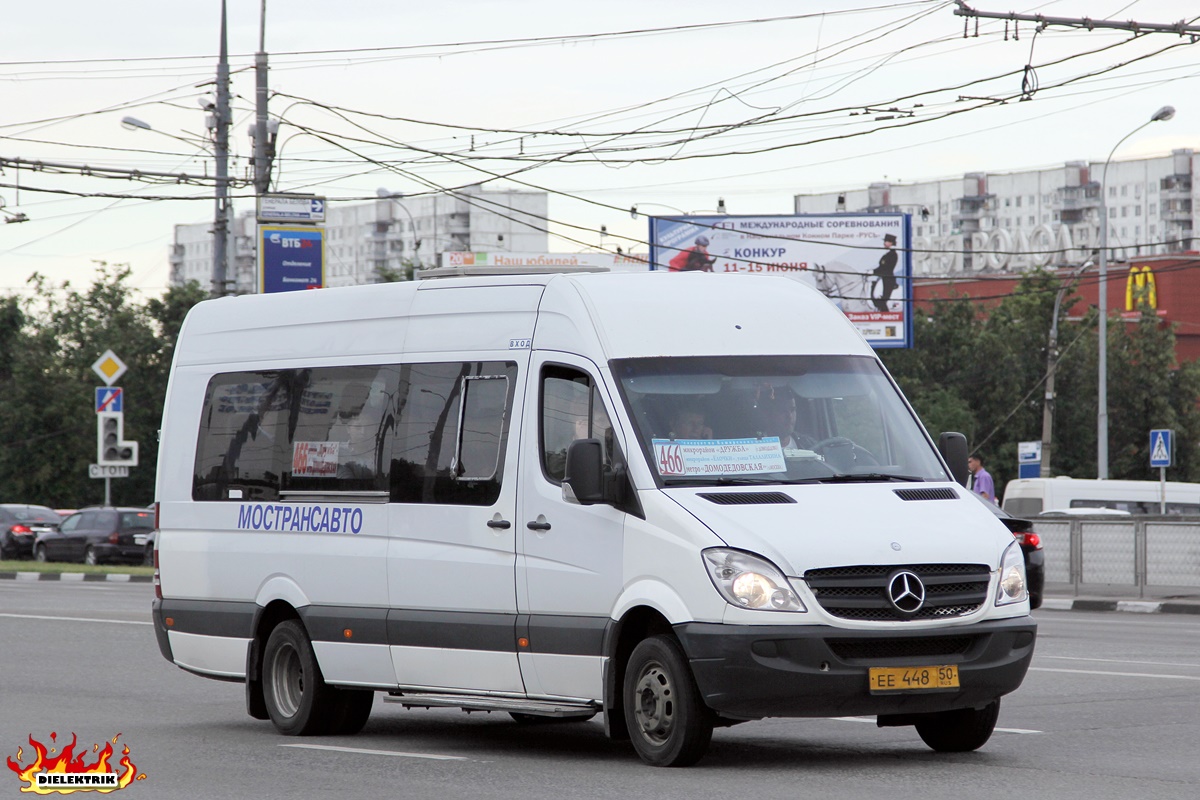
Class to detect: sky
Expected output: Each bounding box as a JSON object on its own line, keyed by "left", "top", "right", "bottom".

{"left": 2, "top": 0, "right": 1198, "bottom": 298}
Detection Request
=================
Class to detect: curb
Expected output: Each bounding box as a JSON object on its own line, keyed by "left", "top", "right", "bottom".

{"left": 0, "top": 571, "right": 153, "bottom": 583}
{"left": 1042, "top": 597, "right": 1200, "bottom": 615}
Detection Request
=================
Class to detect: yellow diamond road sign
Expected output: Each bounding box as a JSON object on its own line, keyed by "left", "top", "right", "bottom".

{"left": 91, "top": 350, "right": 127, "bottom": 386}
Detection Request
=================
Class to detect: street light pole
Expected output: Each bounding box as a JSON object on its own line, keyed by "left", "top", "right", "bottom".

{"left": 1097, "top": 105, "right": 1174, "bottom": 479}
{"left": 1041, "top": 260, "right": 1093, "bottom": 478}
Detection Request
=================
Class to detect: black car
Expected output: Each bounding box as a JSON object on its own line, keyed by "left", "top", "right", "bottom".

{"left": 34, "top": 507, "right": 155, "bottom": 565}
{"left": 972, "top": 494, "right": 1044, "bottom": 609}
{"left": 0, "top": 505, "right": 61, "bottom": 560}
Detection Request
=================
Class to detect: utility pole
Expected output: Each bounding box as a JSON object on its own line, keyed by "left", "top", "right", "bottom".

{"left": 254, "top": 0, "right": 271, "bottom": 197}
{"left": 212, "top": 0, "right": 232, "bottom": 297}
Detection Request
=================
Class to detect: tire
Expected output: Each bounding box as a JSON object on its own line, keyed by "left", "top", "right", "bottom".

{"left": 915, "top": 699, "right": 1001, "bottom": 752}
{"left": 328, "top": 689, "right": 374, "bottom": 735}
{"left": 35, "top": 545, "right": 48, "bottom": 563}
{"left": 84, "top": 547, "right": 98, "bottom": 566}
{"left": 622, "top": 635, "right": 713, "bottom": 767}
{"left": 143, "top": 545, "right": 154, "bottom": 566}
{"left": 261, "top": 620, "right": 343, "bottom": 736}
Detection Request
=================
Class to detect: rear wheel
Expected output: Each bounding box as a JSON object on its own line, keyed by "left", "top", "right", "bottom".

{"left": 622, "top": 635, "right": 713, "bottom": 767}
{"left": 84, "top": 547, "right": 98, "bottom": 566}
{"left": 262, "top": 620, "right": 370, "bottom": 736}
{"left": 915, "top": 699, "right": 1001, "bottom": 752}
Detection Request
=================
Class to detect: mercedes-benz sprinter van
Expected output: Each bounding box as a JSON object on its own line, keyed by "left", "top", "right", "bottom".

{"left": 152, "top": 271, "right": 1036, "bottom": 766}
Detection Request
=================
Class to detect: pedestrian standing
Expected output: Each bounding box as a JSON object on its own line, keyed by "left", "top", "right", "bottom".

{"left": 968, "top": 454, "right": 996, "bottom": 503}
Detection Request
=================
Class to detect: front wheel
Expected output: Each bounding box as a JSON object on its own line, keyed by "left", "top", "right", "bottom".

{"left": 35, "top": 545, "right": 48, "bottom": 563}
{"left": 623, "top": 635, "right": 713, "bottom": 767}
{"left": 915, "top": 699, "right": 1001, "bottom": 752}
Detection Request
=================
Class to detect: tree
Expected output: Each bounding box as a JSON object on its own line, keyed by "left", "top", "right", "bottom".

{"left": 0, "top": 266, "right": 207, "bottom": 508}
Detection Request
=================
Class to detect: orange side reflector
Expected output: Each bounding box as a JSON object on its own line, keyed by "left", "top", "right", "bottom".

{"left": 518, "top": 637, "right": 529, "bottom": 648}
{"left": 164, "top": 617, "right": 174, "bottom": 627}
{"left": 343, "top": 629, "right": 354, "bottom": 639}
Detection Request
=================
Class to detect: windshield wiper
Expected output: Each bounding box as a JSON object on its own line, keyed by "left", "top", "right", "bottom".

{"left": 816, "top": 472, "right": 926, "bottom": 483}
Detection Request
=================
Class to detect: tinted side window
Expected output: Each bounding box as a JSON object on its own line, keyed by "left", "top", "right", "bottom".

{"left": 541, "top": 366, "right": 616, "bottom": 484}
{"left": 193, "top": 361, "right": 516, "bottom": 507}
{"left": 59, "top": 514, "right": 83, "bottom": 533}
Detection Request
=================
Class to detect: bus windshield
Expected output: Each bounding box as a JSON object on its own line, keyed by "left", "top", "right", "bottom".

{"left": 611, "top": 355, "right": 950, "bottom": 486}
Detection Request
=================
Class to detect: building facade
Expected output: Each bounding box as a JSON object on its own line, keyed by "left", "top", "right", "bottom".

{"left": 170, "top": 185, "right": 549, "bottom": 293}
{"left": 794, "top": 150, "right": 1196, "bottom": 276}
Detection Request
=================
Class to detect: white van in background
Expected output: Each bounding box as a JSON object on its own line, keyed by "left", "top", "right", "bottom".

{"left": 1002, "top": 477, "right": 1200, "bottom": 517}
{"left": 152, "top": 271, "right": 1035, "bottom": 767}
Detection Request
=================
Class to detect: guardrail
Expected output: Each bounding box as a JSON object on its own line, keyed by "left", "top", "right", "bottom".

{"left": 1034, "top": 515, "right": 1200, "bottom": 597}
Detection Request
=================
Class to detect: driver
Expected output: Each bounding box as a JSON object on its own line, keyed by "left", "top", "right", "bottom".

{"left": 668, "top": 403, "right": 712, "bottom": 440}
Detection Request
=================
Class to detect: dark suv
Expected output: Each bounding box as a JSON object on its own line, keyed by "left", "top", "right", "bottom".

{"left": 0, "top": 505, "right": 62, "bottom": 560}
{"left": 34, "top": 507, "right": 155, "bottom": 565}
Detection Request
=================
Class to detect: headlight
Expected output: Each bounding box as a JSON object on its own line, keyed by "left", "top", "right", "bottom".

{"left": 995, "top": 540, "right": 1028, "bottom": 606}
{"left": 702, "top": 548, "right": 806, "bottom": 612}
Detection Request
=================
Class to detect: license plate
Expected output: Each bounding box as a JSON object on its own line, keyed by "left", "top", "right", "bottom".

{"left": 869, "top": 665, "right": 959, "bottom": 693}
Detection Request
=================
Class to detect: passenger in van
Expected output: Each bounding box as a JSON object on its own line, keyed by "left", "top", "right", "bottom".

{"left": 761, "top": 391, "right": 816, "bottom": 451}
{"left": 667, "top": 403, "right": 713, "bottom": 440}
{"left": 328, "top": 383, "right": 381, "bottom": 479}
{"left": 968, "top": 454, "right": 996, "bottom": 503}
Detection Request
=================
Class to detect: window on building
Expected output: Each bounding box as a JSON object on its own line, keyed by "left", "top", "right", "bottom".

{"left": 1120, "top": 185, "right": 1128, "bottom": 197}
{"left": 1150, "top": 203, "right": 1157, "bottom": 215}
{"left": 1028, "top": 216, "right": 1035, "bottom": 226}
{"left": 1121, "top": 207, "right": 1128, "bottom": 218}
{"left": 1110, "top": 207, "right": 1118, "bottom": 218}
{"left": 1109, "top": 186, "right": 1117, "bottom": 198}
{"left": 1015, "top": 196, "right": 1022, "bottom": 207}
{"left": 1151, "top": 224, "right": 1157, "bottom": 236}
{"left": 1135, "top": 205, "right": 1142, "bottom": 216}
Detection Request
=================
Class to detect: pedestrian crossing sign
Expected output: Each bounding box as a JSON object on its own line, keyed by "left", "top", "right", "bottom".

{"left": 1150, "top": 429, "right": 1172, "bottom": 468}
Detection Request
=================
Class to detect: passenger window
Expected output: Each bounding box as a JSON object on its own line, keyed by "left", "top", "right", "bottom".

{"left": 541, "top": 366, "right": 616, "bottom": 484}
{"left": 193, "top": 361, "right": 517, "bottom": 506}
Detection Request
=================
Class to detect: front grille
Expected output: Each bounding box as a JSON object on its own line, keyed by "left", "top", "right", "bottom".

{"left": 827, "top": 636, "right": 975, "bottom": 661}
{"left": 804, "top": 563, "right": 990, "bottom": 621}
{"left": 698, "top": 492, "right": 796, "bottom": 505}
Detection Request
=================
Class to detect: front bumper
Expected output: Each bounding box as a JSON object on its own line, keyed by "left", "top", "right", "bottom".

{"left": 674, "top": 616, "right": 1036, "bottom": 720}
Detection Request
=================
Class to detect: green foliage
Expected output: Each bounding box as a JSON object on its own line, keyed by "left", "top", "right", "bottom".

{"left": 0, "top": 266, "right": 207, "bottom": 508}
{"left": 881, "top": 268, "right": 1200, "bottom": 494}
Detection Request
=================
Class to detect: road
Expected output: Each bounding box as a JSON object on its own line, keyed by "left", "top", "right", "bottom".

{"left": 2, "top": 581, "right": 1198, "bottom": 799}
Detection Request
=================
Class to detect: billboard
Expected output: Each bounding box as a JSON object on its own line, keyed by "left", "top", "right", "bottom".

{"left": 259, "top": 225, "right": 325, "bottom": 294}
{"left": 648, "top": 214, "right": 912, "bottom": 348}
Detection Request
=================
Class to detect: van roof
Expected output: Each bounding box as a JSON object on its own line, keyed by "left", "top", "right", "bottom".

{"left": 174, "top": 271, "right": 873, "bottom": 365}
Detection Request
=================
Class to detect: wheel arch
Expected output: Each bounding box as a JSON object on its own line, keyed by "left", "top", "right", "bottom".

{"left": 602, "top": 604, "right": 676, "bottom": 741}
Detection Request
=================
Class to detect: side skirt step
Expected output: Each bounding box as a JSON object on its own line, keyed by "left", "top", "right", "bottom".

{"left": 385, "top": 692, "right": 598, "bottom": 719}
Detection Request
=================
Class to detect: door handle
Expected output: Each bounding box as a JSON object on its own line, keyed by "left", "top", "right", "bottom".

{"left": 487, "top": 519, "right": 512, "bottom": 530}
{"left": 526, "top": 520, "right": 552, "bottom": 532}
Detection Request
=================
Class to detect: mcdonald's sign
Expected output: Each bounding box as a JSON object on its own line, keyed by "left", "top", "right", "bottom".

{"left": 1125, "top": 265, "right": 1158, "bottom": 311}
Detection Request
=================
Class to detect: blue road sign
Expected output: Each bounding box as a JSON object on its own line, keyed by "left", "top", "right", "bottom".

{"left": 1150, "top": 429, "right": 1173, "bottom": 468}
{"left": 95, "top": 386, "right": 123, "bottom": 413}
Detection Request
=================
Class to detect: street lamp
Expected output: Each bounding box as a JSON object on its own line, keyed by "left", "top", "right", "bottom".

{"left": 1097, "top": 105, "right": 1174, "bottom": 479}
{"left": 1040, "top": 260, "right": 1093, "bottom": 478}
{"left": 120, "top": 117, "right": 211, "bottom": 152}
{"left": 376, "top": 188, "right": 423, "bottom": 277}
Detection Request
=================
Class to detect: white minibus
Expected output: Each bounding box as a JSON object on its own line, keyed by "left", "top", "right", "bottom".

{"left": 152, "top": 271, "right": 1035, "bottom": 766}
{"left": 1002, "top": 477, "right": 1200, "bottom": 517}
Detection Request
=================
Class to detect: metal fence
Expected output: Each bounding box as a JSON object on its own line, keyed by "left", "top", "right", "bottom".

{"left": 1035, "top": 515, "right": 1200, "bottom": 597}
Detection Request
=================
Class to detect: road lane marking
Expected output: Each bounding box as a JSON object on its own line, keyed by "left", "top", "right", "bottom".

{"left": 833, "top": 717, "right": 1040, "bottom": 734}
{"left": 280, "top": 743, "right": 469, "bottom": 761}
{"left": 0, "top": 612, "right": 151, "bottom": 626}
{"left": 1030, "top": 666, "right": 1200, "bottom": 681}
{"left": 1041, "top": 655, "right": 1200, "bottom": 669}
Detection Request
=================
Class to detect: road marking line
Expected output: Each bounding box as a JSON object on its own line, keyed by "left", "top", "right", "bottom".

{"left": 1030, "top": 666, "right": 1200, "bottom": 681}
{"left": 0, "top": 612, "right": 151, "bottom": 626}
{"left": 1041, "top": 655, "right": 1200, "bottom": 669}
{"left": 280, "top": 743, "right": 468, "bottom": 761}
{"left": 833, "top": 717, "right": 1040, "bottom": 734}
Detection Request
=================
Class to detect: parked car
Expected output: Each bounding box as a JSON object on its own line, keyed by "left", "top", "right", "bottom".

{"left": 970, "top": 493, "right": 1044, "bottom": 609}
{"left": 34, "top": 507, "right": 155, "bottom": 565}
{"left": 0, "top": 505, "right": 62, "bottom": 560}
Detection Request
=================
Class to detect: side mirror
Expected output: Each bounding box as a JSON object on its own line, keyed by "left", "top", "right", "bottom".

{"left": 938, "top": 432, "right": 969, "bottom": 487}
{"left": 563, "top": 439, "right": 605, "bottom": 505}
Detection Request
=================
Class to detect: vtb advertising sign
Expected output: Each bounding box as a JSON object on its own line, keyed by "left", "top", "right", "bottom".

{"left": 259, "top": 225, "right": 325, "bottom": 293}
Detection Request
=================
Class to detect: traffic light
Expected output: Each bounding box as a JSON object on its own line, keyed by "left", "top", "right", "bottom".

{"left": 97, "top": 411, "right": 139, "bottom": 467}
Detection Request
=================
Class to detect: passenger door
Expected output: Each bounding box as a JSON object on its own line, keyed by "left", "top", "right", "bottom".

{"left": 516, "top": 356, "right": 628, "bottom": 701}
{"left": 385, "top": 358, "right": 528, "bottom": 694}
